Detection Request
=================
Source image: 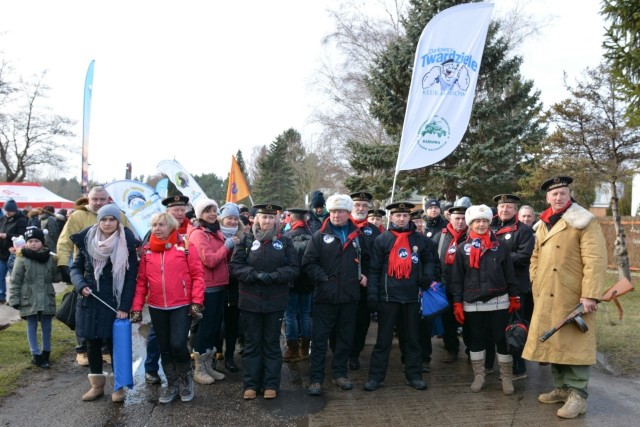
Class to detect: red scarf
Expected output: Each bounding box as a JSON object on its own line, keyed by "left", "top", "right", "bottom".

{"left": 494, "top": 218, "right": 518, "bottom": 236}
{"left": 387, "top": 230, "right": 412, "bottom": 279}
{"left": 290, "top": 221, "right": 306, "bottom": 231}
{"left": 467, "top": 231, "right": 498, "bottom": 269}
{"left": 351, "top": 216, "right": 369, "bottom": 228}
{"left": 445, "top": 223, "right": 467, "bottom": 265}
{"left": 539, "top": 201, "right": 572, "bottom": 224}
{"left": 149, "top": 230, "right": 178, "bottom": 252}
{"left": 177, "top": 218, "right": 190, "bottom": 235}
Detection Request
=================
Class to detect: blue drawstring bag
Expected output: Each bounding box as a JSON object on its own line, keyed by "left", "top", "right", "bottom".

{"left": 420, "top": 281, "right": 449, "bottom": 318}
{"left": 113, "top": 318, "right": 134, "bottom": 391}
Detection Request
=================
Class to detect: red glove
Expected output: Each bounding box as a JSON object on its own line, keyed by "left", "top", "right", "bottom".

{"left": 508, "top": 296, "right": 521, "bottom": 314}
{"left": 453, "top": 303, "right": 465, "bottom": 325}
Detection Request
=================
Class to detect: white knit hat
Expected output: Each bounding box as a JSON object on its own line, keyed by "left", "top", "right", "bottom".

{"left": 465, "top": 204, "right": 493, "bottom": 225}
{"left": 326, "top": 194, "right": 354, "bottom": 212}
{"left": 195, "top": 198, "right": 218, "bottom": 219}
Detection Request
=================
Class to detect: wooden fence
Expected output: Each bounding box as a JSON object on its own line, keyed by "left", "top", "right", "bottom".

{"left": 597, "top": 217, "right": 640, "bottom": 271}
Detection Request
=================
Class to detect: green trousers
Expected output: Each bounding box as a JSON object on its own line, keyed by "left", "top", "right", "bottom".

{"left": 551, "top": 364, "right": 589, "bottom": 398}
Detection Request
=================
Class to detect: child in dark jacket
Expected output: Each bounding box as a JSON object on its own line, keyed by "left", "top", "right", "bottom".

{"left": 9, "top": 227, "right": 59, "bottom": 368}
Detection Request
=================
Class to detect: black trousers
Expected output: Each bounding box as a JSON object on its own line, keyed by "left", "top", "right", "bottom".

{"left": 310, "top": 302, "right": 357, "bottom": 384}
{"left": 369, "top": 302, "right": 422, "bottom": 382}
{"left": 240, "top": 310, "right": 283, "bottom": 391}
{"left": 466, "top": 309, "right": 510, "bottom": 354}
{"left": 350, "top": 288, "right": 371, "bottom": 359}
{"left": 149, "top": 305, "right": 192, "bottom": 371}
{"left": 86, "top": 338, "right": 112, "bottom": 374}
{"left": 441, "top": 293, "right": 460, "bottom": 353}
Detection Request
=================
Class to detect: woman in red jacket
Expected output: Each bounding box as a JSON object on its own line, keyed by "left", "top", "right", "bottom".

{"left": 130, "top": 212, "right": 205, "bottom": 404}
{"left": 187, "top": 198, "right": 239, "bottom": 385}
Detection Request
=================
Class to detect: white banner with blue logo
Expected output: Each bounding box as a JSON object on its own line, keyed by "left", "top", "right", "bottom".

{"left": 157, "top": 159, "right": 207, "bottom": 206}
{"left": 395, "top": 2, "right": 493, "bottom": 173}
{"left": 104, "top": 179, "right": 165, "bottom": 238}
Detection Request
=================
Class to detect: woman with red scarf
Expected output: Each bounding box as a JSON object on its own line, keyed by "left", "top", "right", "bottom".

{"left": 450, "top": 204, "right": 519, "bottom": 395}
{"left": 130, "top": 212, "right": 205, "bottom": 404}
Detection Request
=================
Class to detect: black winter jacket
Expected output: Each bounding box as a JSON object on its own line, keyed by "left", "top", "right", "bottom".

{"left": 437, "top": 226, "right": 468, "bottom": 293}
{"left": 285, "top": 224, "right": 313, "bottom": 293}
{"left": 302, "top": 218, "right": 369, "bottom": 305}
{"left": 0, "top": 211, "right": 27, "bottom": 260}
{"left": 368, "top": 222, "right": 438, "bottom": 304}
{"left": 70, "top": 227, "right": 139, "bottom": 340}
{"left": 424, "top": 215, "right": 448, "bottom": 244}
{"left": 450, "top": 233, "right": 518, "bottom": 304}
{"left": 490, "top": 216, "right": 534, "bottom": 294}
{"left": 230, "top": 232, "right": 299, "bottom": 313}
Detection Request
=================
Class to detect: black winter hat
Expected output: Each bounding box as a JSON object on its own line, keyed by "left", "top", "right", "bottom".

{"left": 310, "top": 191, "right": 325, "bottom": 208}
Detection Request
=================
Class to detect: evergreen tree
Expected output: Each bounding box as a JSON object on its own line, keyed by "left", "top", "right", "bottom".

{"left": 252, "top": 129, "right": 300, "bottom": 208}
{"left": 602, "top": 0, "right": 640, "bottom": 126}
{"left": 365, "top": 0, "right": 545, "bottom": 203}
{"left": 193, "top": 172, "right": 225, "bottom": 203}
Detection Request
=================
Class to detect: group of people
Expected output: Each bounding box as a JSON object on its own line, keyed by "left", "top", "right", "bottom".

{"left": 3, "top": 174, "right": 606, "bottom": 419}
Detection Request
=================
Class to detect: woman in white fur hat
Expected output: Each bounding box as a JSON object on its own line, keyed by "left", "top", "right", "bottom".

{"left": 450, "top": 204, "right": 520, "bottom": 396}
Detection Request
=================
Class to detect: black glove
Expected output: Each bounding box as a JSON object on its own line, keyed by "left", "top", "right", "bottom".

{"left": 367, "top": 300, "right": 381, "bottom": 314}
{"left": 419, "top": 280, "right": 431, "bottom": 290}
{"left": 256, "top": 272, "right": 274, "bottom": 285}
{"left": 58, "top": 266, "right": 71, "bottom": 283}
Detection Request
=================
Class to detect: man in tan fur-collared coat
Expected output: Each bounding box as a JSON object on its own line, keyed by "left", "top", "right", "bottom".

{"left": 523, "top": 176, "right": 607, "bottom": 420}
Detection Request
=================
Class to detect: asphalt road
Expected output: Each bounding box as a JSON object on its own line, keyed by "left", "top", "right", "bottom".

{"left": 1, "top": 317, "right": 639, "bottom": 427}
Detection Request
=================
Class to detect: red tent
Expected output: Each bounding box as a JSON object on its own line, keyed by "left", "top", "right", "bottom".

{"left": 0, "top": 182, "right": 74, "bottom": 209}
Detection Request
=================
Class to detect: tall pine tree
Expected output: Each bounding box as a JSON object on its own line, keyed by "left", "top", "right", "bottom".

{"left": 365, "top": 0, "right": 545, "bottom": 203}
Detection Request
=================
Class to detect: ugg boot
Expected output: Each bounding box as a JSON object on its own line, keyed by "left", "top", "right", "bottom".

{"left": 40, "top": 351, "right": 51, "bottom": 369}
{"left": 557, "top": 390, "right": 587, "bottom": 419}
{"left": 159, "top": 364, "right": 180, "bottom": 404}
{"left": 76, "top": 352, "right": 89, "bottom": 367}
{"left": 299, "top": 337, "right": 310, "bottom": 359}
{"left": 498, "top": 353, "right": 514, "bottom": 395}
{"left": 469, "top": 350, "right": 486, "bottom": 392}
{"left": 112, "top": 387, "right": 126, "bottom": 403}
{"left": 204, "top": 350, "right": 226, "bottom": 381}
{"left": 177, "top": 364, "right": 195, "bottom": 402}
{"left": 193, "top": 352, "right": 215, "bottom": 385}
{"left": 283, "top": 340, "right": 301, "bottom": 362}
{"left": 82, "top": 373, "right": 106, "bottom": 401}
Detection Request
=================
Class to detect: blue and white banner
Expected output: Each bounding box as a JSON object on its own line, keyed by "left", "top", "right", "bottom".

{"left": 157, "top": 160, "right": 207, "bottom": 206}
{"left": 104, "top": 179, "right": 164, "bottom": 238}
{"left": 155, "top": 178, "right": 169, "bottom": 200}
{"left": 395, "top": 3, "right": 493, "bottom": 173}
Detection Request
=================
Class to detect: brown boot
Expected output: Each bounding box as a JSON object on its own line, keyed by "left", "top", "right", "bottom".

{"left": 82, "top": 374, "right": 106, "bottom": 401}
{"left": 193, "top": 352, "right": 215, "bottom": 385}
{"left": 112, "top": 387, "right": 126, "bottom": 403}
{"left": 498, "top": 353, "right": 514, "bottom": 395}
{"left": 469, "top": 350, "right": 485, "bottom": 392}
{"left": 283, "top": 340, "right": 301, "bottom": 362}
{"left": 299, "top": 337, "right": 310, "bottom": 359}
{"left": 557, "top": 390, "right": 587, "bottom": 419}
{"left": 538, "top": 387, "right": 570, "bottom": 404}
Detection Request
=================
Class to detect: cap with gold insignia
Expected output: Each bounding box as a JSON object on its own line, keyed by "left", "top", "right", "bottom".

{"left": 253, "top": 203, "right": 283, "bottom": 215}
{"left": 367, "top": 209, "right": 386, "bottom": 218}
{"left": 410, "top": 209, "right": 424, "bottom": 219}
{"left": 287, "top": 207, "right": 308, "bottom": 215}
{"left": 541, "top": 176, "right": 573, "bottom": 192}
{"left": 492, "top": 194, "right": 521, "bottom": 204}
{"left": 386, "top": 201, "right": 415, "bottom": 214}
{"left": 448, "top": 205, "right": 468, "bottom": 215}
{"left": 349, "top": 191, "right": 373, "bottom": 202}
{"left": 162, "top": 194, "right": 190, "bottom": 207}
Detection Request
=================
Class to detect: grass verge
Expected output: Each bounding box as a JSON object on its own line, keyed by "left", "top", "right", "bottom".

{"left": 596, "top": 272, "right": 640, "bottom": 377}
{"left": 0, "top": 286, "right": 76, "bottom": 397}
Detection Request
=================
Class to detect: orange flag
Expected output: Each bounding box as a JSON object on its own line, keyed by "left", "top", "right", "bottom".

{"left": 226, "top": 155, "right": 250, "bottom": 203}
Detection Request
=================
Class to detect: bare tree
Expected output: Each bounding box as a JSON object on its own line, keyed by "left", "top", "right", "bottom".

{"left": 546, "top": 63, "right": 640, "bottom": 280}
{"left": 0, "top": 71, "right": 75, "bottom": 182}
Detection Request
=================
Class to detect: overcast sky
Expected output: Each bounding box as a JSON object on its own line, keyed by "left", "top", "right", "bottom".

{"left": 1, "top": 0, "right": 607, "bottom": 185}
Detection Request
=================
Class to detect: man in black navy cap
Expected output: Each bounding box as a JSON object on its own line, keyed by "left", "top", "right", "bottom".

{"left": 410, "top": 209, "right": 425, "bottom": 234}
{"left": 365, "top": 201, "right": 438, "bottom": 392}
{"left": 346, "top": 191, "right": 381, "bottom": 370}
{"left": 523, "top": 176, "right": 607, "bottom": 419}
{"left": 367, "top": 209, "right": 385, "bottom": 232}
{"left": 161, "top": 194, "right": 191, "bottom": 236}
{"left": 437, "top": 202, "right": 470, "bottom": 363}
{"left": 490, "top": 194, "right": 534, "bottom": 380}
{"left": 282, "top": 208, "right": 313, "bottom": 362}
{"left": 423, "top": 198, "right": 448, "bottom": 243}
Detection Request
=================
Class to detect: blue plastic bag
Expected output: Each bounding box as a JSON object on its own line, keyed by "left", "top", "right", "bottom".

{"left": 420, "top": 281, "right": 449, "bottom": 318}
{"left": 113, "top": 318, "right": 134, "bottom": 391}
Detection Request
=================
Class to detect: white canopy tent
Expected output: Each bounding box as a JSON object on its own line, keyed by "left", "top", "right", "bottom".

{"left": 0, "top": 182, "right": 74, "bottom": 210}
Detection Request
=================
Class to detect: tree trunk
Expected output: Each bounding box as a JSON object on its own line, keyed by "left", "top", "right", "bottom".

{"left": 610, "top": 181, "right": 631, "bottom": 281}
